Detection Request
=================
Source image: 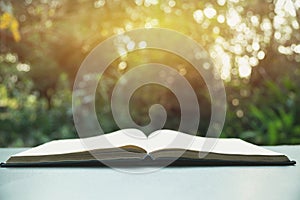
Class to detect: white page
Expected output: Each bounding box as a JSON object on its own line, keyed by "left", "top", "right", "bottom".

{"left": 147, "top": 130, "right": 284, "bottom": 156}
{"left": 14, "top": 129, "right": 283, "bottom": 157}
{"left": 14, "top": 129, "right": 147, "bottom": 156}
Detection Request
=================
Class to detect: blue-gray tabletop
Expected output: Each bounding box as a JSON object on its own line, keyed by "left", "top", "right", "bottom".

{"left": 0, "top": 146, "right": 299, "bottom": 200}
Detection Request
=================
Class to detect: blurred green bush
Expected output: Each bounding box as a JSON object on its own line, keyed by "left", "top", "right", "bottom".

{"left": 1, "top": 53, "right": 300, "bottom": 147}
{"left": 0, "top": 58, "right": 76, "bottom": 147}
{"left": 223, "top": 72, "right": 300, "bottom": 145}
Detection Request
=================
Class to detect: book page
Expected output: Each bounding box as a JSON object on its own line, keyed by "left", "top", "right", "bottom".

{"left": 147, "top": 129, "right": 284, "bottom": 156}
{"left": 14, "top": 129, "right": 284, "bottom": 157}
{"left": 14, "top": 129, "right": 147, "bottom": 157}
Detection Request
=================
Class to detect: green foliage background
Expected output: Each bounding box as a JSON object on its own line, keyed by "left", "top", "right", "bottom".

{"left": 0, "top": 0, "right": 300, "bottom": 147}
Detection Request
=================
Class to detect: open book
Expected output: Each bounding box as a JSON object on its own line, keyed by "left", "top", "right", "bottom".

{"left": 1, "top": 129, "right": 295, "bottom": 167}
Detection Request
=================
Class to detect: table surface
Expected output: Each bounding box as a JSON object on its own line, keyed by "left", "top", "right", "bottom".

{"left": 0, "top": 146, "right": 299, "bottom": 200}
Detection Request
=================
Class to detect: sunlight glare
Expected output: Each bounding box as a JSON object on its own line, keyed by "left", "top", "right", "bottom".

{"left": 275, "top": 0, "right": 296, "bottom": 16}
{"left": 221, "top": 53, "right": 231, "bottom": 80}
{"left": 250, "top": 16, "right": 259, "bottom": 27}
{"left": 294, "top": 44, "right": 300, "bottom": 53}
{"left": 217, "top": 0, "right": 226, "bottom": 6}
{"left": 217, "top": 15, "right": 225, "bottom": 23}
{"left": 193, "top": 10, "right": 204, "bottom": 23}
{"left": 226, "top": 8, "right": 240, "bottom": 27}
{"left": 278, "top": 45, "right": 293, "bottom": 55}
{"left": 237, "top": 57, "right": 251, "bottom": 78}
{"left": 257, "top": 51, "right": 265, "bottom": 60}
{"left": 252, "top": 42, "right": 260, "bottom": 51}
{"left": 118, "top": 61, "right": 127, "bottom": 70}
{"left": 138, "top": 41, "right": 147, "bottom": 49}
{"left": 126, "top": 41, "right": 135, "bottom": 51}
{"left": 249, "top": 57, "right": 259, "bottom": 66}
{"left": 144, "top": 0, "right": 159, "bottom": 7}
{"left": 238, "top": 65, "right": 251, "bottom": 78}
{"left": 168, "top": 0, "right": 176, "bottom": 7}
{"left": 204, "top": 7, "right": 217, "bottom": 19}
{"left": 16, "top": 63, "right": 30, "bottom": 72}
{"left": 94, "top": 0, "right": 105, "bottom": 8}
{"left": 135, "top": 0, "right": 143, "bottom": 6}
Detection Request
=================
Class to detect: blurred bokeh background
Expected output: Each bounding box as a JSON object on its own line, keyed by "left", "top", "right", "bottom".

{"left": 0, "top": 0, "right": 300, "bottom": 147}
